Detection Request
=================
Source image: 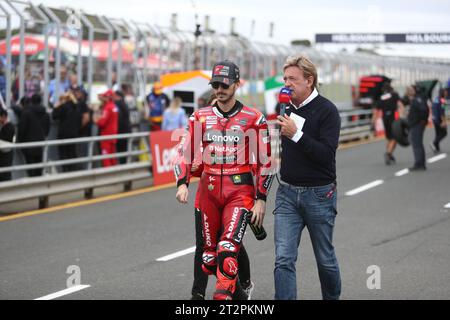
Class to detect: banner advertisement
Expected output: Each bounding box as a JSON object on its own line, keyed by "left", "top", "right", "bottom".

{"left": 149, "top": 130, "right": 179, "bottom": 186}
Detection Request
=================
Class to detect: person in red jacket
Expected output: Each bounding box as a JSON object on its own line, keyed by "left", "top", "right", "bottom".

{"left": 95, "top": 89, "right": 119, "bottom": 167}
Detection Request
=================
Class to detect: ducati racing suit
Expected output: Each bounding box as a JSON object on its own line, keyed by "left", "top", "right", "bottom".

{"left": 174, "top": 101, "right": 274, "bottom": 299}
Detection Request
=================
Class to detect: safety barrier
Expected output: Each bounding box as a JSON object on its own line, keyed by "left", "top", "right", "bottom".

{"left": 339, "top": 109, "right": 373, "bottom": 141}
{"left": 0, "top": 162, "right": 151, "bottom": 208}
{"left": 0, "top": 131, "right": 151, "bottom": 208}
{"left": 0, "top": 132, "right": 151, "bottom": 174}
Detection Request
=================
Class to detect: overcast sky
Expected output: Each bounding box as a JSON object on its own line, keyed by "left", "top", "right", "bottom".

{"left": 8, "top": 0, "right": 450, "bottom": 58}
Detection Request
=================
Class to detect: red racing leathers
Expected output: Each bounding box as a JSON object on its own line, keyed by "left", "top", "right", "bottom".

{"left": 96, "top": 100, "right": 119, "bottom": 167}
{"left": 174, "top": 101, "right": 273, "bottom": 299}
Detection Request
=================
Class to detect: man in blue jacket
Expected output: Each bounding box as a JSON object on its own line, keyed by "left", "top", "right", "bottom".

{"left": 275, "top": 55, "right": 341, "bottom": 300}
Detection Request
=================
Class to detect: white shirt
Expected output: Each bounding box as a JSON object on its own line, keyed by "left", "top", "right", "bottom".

{"left": 291, "top": 88, "right": 318, "bottom": 110}
{"left": 290, "top": 88, "right": 318, "bottom": 142}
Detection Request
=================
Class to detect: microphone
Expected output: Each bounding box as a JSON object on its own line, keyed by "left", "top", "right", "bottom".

{"left": 278, "top": 87, "right": 292, "bottom": 116}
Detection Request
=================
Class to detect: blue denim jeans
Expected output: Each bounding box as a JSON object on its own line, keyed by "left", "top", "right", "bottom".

{"left": 274, "top": 182, "right": 341, "bottom": 300}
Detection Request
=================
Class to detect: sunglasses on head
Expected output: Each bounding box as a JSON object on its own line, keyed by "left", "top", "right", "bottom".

{"left": 211, "top": 82, "right": 231, "bottom": 90}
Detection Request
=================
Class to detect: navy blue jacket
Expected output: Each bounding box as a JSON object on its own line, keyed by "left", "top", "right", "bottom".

{"left": 280, "top": 94, "right": 340, "bottom": 187}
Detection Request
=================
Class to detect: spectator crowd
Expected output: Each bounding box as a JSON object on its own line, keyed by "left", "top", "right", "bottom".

{"left": 0, "top": 66, "right": 189, "bottom": 182}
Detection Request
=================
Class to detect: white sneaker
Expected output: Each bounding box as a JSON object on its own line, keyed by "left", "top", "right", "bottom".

{"left": 243, "top": 281, "right": 254, "bottom": 300}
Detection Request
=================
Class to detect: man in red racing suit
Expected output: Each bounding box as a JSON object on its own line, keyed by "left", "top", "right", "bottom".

{"left": 174, "top": 60, "right": 274, "bottom": 300}
{"left": 95, "top": 89, "right": 119, "bottom": 167}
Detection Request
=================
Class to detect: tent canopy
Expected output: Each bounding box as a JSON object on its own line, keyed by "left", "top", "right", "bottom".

{"left": 0, "top": 34, "right": 175, "bottom": 68}
{"left": 0, "top": 35, "right": 50, "bottom": 55}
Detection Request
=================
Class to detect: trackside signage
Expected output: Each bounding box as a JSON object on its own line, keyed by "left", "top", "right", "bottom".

{"left": 149, "top": 130, "right": 179, "bottom": 185}
{"left": 315, "top": 33, "right": 450, "bottom": 44}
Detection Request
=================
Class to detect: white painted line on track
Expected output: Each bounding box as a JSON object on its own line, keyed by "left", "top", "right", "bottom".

{"left": 444, "top": 203, "right": 450, "bottom": 209}
{"left": 156, "top": 246, "right": 196, "bottom": 262}
{"left": 427, "top": 153, "right": 447, "bottom": 164}
{"left": 345, "top": 180, "right": 384, "bottom": 196}
{"left": 34, "top": 285, "right": 91, "bottom": 300}
{"left": 395, "top": 169, "right": 409, "bottom": 177}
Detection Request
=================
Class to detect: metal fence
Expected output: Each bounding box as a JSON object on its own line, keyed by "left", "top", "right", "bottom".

{"left": 0, "top": 131, "right": 151, "bottom": 208}
{"left": 0, "top": 131, "right": 150, "bottom": 175}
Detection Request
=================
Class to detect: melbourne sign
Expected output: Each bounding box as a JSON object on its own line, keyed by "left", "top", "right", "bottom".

{"left": 315, "top": 33, "right": 450, "bottom": 44}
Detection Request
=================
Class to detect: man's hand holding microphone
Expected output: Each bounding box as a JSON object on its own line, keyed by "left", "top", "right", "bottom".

{"left": 276, "top": 87, "right": 301, "bottom": 140}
